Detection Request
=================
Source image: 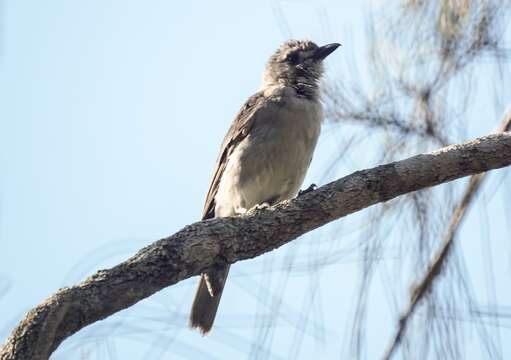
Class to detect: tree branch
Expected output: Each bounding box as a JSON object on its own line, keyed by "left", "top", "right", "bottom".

{"left": 1, "top": 131, "right": 511, "bottom": 360}
{"left": 382, "top": 109, "right": 511, "bottom": 360}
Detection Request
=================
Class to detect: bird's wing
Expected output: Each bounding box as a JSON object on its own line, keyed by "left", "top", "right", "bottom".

{"left": 201, "top": 92, "right": 266, "bottom": 220}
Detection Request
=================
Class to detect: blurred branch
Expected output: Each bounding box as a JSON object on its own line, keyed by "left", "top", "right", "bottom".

{"left": 324, "top": 2, "right": 510, "bottom": 356}
{"left": 383, "top": 108, "right": 511, "bottom": 360}
{"left": 1, "top": 132, "right": 511, "bottom": 360}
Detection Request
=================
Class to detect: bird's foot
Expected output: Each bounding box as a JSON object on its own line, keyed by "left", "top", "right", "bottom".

{"left": 235, "top": 206, "right": 248, "bottom": 215}
{"left": 298, "top": 183, "right": 317, "bottom": 197}
{"left": 249, "top": 202, "right": 271, "bottom": 212}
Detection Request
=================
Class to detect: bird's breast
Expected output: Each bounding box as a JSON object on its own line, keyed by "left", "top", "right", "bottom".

{"left": 215, "top": 97, "right": 322, "bottom": 216}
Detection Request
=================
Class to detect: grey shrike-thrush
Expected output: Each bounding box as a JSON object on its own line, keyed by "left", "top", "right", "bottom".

{"left": 189, "top": 39, "right": 340, "bottom": 334}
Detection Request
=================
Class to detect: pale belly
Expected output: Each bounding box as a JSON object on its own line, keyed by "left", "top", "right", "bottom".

{"left": 214, "top": 101, "right": 321, "bottom": 217}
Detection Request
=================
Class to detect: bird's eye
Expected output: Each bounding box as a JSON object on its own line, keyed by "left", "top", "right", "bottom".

{"left": 286, "top": 52, "right": 299, "bottom": 64}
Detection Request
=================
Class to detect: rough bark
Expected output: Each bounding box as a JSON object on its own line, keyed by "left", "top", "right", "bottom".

{"left": 1, "top": 131, "right": 511, "bottom": 360}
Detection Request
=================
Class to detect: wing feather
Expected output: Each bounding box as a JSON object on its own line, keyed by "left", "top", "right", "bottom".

{"left": 201, "top": 92, "right": 266, "bottom": 220}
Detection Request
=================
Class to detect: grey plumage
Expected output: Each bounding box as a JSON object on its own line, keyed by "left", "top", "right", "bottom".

{"left": 189, "top": 39, "right": 340, "bottom": 334}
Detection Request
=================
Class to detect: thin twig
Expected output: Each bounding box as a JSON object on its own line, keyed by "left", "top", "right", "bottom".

{"left": 382, "top": 107, "right": 511, "bottom": 360}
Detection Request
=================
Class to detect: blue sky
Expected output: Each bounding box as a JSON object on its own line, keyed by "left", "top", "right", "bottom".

{"left": 1, "top": 1, "right": 510, "bottom": 359}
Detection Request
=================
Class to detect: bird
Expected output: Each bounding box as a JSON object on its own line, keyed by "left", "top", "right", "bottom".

{"left": 189, "top": 39, "right": 340, "bottom": 335}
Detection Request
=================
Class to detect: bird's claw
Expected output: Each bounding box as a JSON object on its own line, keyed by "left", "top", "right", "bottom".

{"left": 252, "top": 202, "right": 271, "bottom": 211}
{"left": 298, "top": 183, "right": 317, "bottom": 197}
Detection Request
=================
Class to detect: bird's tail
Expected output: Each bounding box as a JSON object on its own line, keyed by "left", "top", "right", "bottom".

{"left": 189, "top": 265, "right": 230, "bottom": 335}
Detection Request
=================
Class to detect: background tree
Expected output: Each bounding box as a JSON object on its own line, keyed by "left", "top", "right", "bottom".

{"left": 323, "top": 1, "right": 511, "bottom": 358}
{"left": 1, "top": 1, "right": 510, "bottom": 359}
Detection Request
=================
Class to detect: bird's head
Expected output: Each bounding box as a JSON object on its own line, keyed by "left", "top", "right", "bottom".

{"left": 262, "top": 40, "right": 340, "bottom": 95}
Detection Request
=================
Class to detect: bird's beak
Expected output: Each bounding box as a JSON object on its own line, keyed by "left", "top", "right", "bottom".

{"left": 313, "top": 43, "right": 341, "bottom": 60}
